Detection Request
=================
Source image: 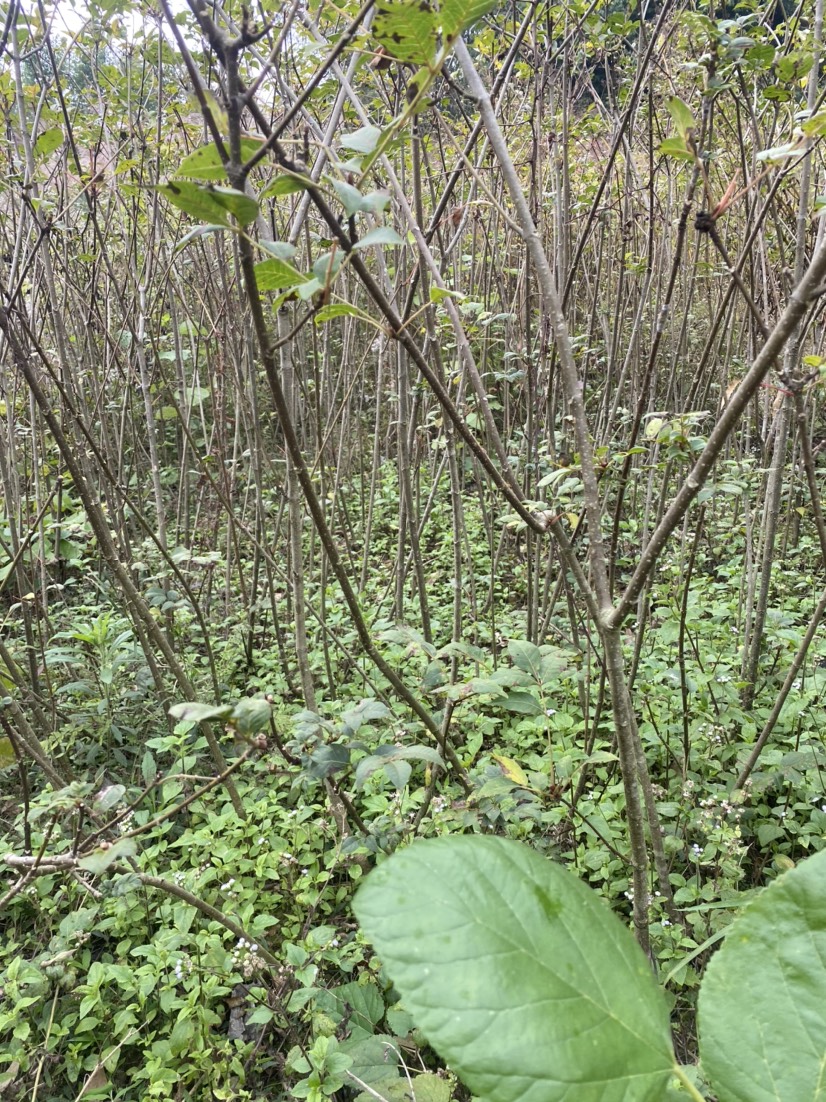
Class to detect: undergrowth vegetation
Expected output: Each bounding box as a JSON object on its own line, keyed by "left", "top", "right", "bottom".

{"left": 3, "top": 461, "right": 826, "bottom": 1097}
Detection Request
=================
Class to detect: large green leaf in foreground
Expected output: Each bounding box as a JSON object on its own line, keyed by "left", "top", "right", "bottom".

{"left": 354, "top": 836, "right": 675, "bottom": 1102}
{"left": 698, "top": 846, "right": 826, "bottom": 1102}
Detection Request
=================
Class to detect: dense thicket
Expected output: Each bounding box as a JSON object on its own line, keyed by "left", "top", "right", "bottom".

{"left": 1, "top": 0, "right": 825, "bottom": 1097}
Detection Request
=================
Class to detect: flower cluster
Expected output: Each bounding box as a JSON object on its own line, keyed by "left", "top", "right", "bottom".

{"left": 231, "top": 937, "right": 267, "bottom": 979}
{"left": 173, "top": 954, "right": 193, "bottom": 982}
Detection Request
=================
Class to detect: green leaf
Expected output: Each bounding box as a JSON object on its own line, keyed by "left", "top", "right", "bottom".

{"left": 157, "top": 180, "right": 231, "bottom": 224}
{"left": 373, "top": 1, "right": 439, "bottom": 64}
{"left": 174, "top": 223, "right": 229, "bottom": 253}
{"left": 199, "top": 89, "right": 228, "bottom": 135}
{"left": 247, "top": 1005, "right": 276, "bottom": 1026}
{"left": 332, "top": 180, "right": 369, "bottom": 218}
{"left": 453, "top": 677, "right": 507, "bottom": 699}
{"left": 665, "top": 96, "right": 695, "bottom": 141}
{"left": 157, "top": 180, "right": 259, "bottom": 226}
{"left": 332, "top": 980, "right": 385, "bottom": 1032}
{"left": 354, "top": 836, "right": 675, "bottom": 1102}
{"left": 141, "top": 750, "right": 157, "bottom": 788}
{"left": 500, "top": 688, "right": 542, "bottom": 715}
{"left": 35, "top": 126, "right": 64, "bottom": 160}
{"left": 314, "top": 303, "right": 370, "bottom": 325}
{"left": 207, "top": 185, "right": 259, "bottom": 225}
{"left": 658, "top": 137, "right": 695, "bottom": 162}
{"left": 429, "top": 286, "right": 465, "bottom": 304}
{"left": 297, "top": 277, "right": 323, "bottom": 301}
{"left": 175, "top": 138, "right": 265, "bottom": 181}
{"left": 508, "top": 639, "right": 542, "bottom": 678}
{"left": 409, "top": 1074, "right": 452, "bottom": 1102}
{"left": 361, "top": 191, "right": 391, "bottom": 214}
{"left": 230, "top": 696, "right": 273, "bottom": 735}
{"left": 745, "top": 43, "right": 775, "bottom": 68}
{"left": 756, "top": 141, "right": 802, "bottom": 163}
{"left": 260, "top": 174, "right": 311, "bottom": 198}
{"left": 698, "top": 847, "right": 826, "bottom": 1102}
{"left": 802, "top": 108, "right": 826, "bottom": 138}
{"left": 93, "top": 784, "right": 126, "bottom": 813}
{"left": 306, "top": 744, "right": 351, "bottom": 779}
{"left": 354, "top": 226, "right": 405, "bottom": 250}
{"left": 312, "top": 251, "right": 344, "bottom": 282}
{"left": 439, "top": 0, "right": 497, "bottom": 38}
{"left": 261, "top": 239, "right": 298, "bottom": 260}
{"left": 355, "top": 1074, "right": 449, "bottom": 1102}
{"left": 421, "top": 659, "right": 446, "bottom": 692}
{"left": 343, "top": 1034, "right": 399, "bottom": 1087}
{"left": 168, "top": 701, "right": 233, "bottom": 724}
{"left": 329, "top": 182, "right": 391, "bottom": 218}
{"left": 0, "top": 737, "right": 15, "bottom": 768}
{"left": 355, "top": 745, "right": 444, "bottom": 788}
{"left": 78, "top": 837, "right": 137, "bottom": 874}
{"left": 254, "top": 257, "right": 307, "bottom": 291}
{"left": 340, "top": 698, "right": 389, "bottom": 736}
{"left": 340, "top": 126, "right": 384, "bottom": 155}
{"left": 385, "top": 1005, "right": 414, "bottom": 1036}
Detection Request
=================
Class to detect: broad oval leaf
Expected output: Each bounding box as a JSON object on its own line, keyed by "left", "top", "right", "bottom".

{"left": 340, "top": 125, "right": 383, "bottom": 155}
{"left": 157, "top": 180, "right": 258, "bottom": 226}
{"left": 698, "top": 847, "right": 826, "bottom": 1102}
{"left": 261, "top": 239, "right": 298, "bottom": 260}
{"left": 93, "top": 784, "right": 126, "bottom": 812}
{"left": 355, "top": 745, "right": 443, "bottom": 788}
{"left": 206, "top": 184, "right": 259, "bottom": 225}
{"left": 175, "top": 138, "right": 264, "bottom": 181}
{"left": 491, "top": 753, "right": 529, "bottom": 787}
{"left": 658, "top": 137, "right": 695, "bottom": 162}
{"left": 297, "top": 277, "right": 323, "bottom": 301}
{"left": 354, "top": 226, "right": 405, "bottom": 250}
{"left": 440, "top": 0, "right": 498, "bottom": 37}
{"left": 314, "top": 303, "right": 371, "bottom": 325}
{"left": 332, "top": 179, "right": 368, "bottom": 218}
{"left": 35, "top": 126, "right": 65, "bottom": 160}
{"left": 312, "top": 250, "right": 344, "bottom": 282}
{"left": 174, "top": 223, "right": 229, "bottom": 254}
{"left": 261, "top": 174, "right": 311, "bottom": 199}
{"left": 306, "top": 744, "right": 351, "bottom": 780}
{"left": 340, "top": 698, "right": 389, "bottom": 736}
{"left": 78, "top": 837, "right": 136, "bottom": 874}
{"left": 507, "top": 639, "right": 569, "bottom": 686}
{"left": 373, "top": 1, "right": 439, "bottom": 64}
{"left": 157, "top": 180, "right": 230, "bottom": 225}
{"left": 230, "top": 696, "right": 272, "bottom": 735}
{"left": 355, "top": 836, "right": 675, "bottom": 1102}
{"left": 665, "top": 95, "right": 695, "bottom": 141}
{"left": 169, "top": 700, "right": 233, "bottom": 724}
{"left": 254, "top": 257, "right": 307, "bottom": 291}
{"left": 500, "top": 688, "right": 542, "bottom": 714}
